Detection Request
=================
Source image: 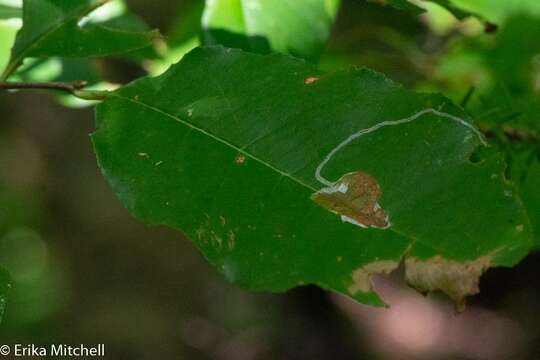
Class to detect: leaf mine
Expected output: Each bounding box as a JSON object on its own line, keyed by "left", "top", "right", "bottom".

{"left": 311, "top": 172, "right": 390, "bottom": 229}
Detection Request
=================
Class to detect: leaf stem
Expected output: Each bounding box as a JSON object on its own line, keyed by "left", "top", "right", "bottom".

{"left": 0, "top": 61, "right": 22, "bottom": 82}
{"left": 0, "top": 81, "right": 109, "bottom": 100}
{"left": 0, "top": 80, "right": 87, "bottom": 93}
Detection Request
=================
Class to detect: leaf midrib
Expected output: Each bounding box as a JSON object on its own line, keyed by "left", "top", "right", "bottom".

{"left": 109, "top": 93, "right": 318, "bottom": 192}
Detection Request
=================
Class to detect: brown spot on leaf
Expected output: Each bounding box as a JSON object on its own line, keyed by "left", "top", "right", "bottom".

{"left": 235, "top": 154, "right": 246, "bottom": 165}
{"left": 304, "top": 76, "right": 320, "bottom": 85}
{"left": 405, "top": 255, "right": 491, "bottom": 312}
{"left": 311, "top": 172, "right": 389, "bottom": 228}
{"left": 348, "top": 260, "right": 398, "bottom": 294}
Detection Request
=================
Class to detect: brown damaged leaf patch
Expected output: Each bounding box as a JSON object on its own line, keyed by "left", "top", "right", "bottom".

{"left": 348, "top": 260, "right": 399, "bottom": 295}
{"left": 311, "top": 172, "right": 389, "bottom": 228}
{"left": 405, "top": 255, "right": 492, "bottom": 312}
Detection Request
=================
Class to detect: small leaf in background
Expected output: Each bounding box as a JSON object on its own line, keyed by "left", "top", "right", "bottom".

{"left": 0, "top": 0, "right": 159, "bottom": 108}
{"left": 0, "top": 3, "right": 20, "bottom": 20}
{"left": 1, "top": 0, "right": 160, "bottom": 80}
{"left": 431, "top": 14, "right": 540, "bottom": 137}
{"left": 0, "top": 21, "right": 18, "bottom": 73}
{"left": 93, "top": 46, "right": 533, "bottom": 309}
{"left": 318, "top": 0, "right": 428, "bottom": 84}
{"left": 149, "top": 1, "right": 203, "bottom": 76}
{"left": 201, "top": 0, "right": 341, "bottom": 62}
{"left": 488, "top": 16, "right": 540, "bottom": 96}
{"left": 0, "top": 0, "right": 20, "bottom": 74}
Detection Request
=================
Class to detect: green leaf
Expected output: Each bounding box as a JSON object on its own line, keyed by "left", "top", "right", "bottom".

{"left": 498, "top": 142, "right": 540, "bottom": 250}
{"left": 0, "top": 4, "right": 20, "bottom": 19}
{"left": 1, "top": 0, "right": 160, "bottom": 80}
{"left": 93, "top": 46, "right": 533, "bottom": 308}
{"left": 92, "top": 0, "right": 162, "bottom": 62}
{"left": 201, "top": 0, "right": 340, "bottom": 61}
{"left": 521, "top": 155, "right": 540, "bottom": 249}
{"left": 427, "top": 0, "right": 476, "bottom": 20}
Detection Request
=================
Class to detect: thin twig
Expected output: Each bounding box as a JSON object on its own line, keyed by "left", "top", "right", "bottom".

{"left": 0, "top": 80, "right": 88, "bottom": 95}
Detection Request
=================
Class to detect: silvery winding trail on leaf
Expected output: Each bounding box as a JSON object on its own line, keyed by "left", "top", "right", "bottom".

{"left": 314, "top": 108, "right": 489, "bottom": 187}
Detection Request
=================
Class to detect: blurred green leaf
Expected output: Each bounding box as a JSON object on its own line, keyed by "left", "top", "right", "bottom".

{"left": 167, "top": 0, "right": 204, "bottom": 47}
{"left": 488, "top": 16, "right": 540, "bottom": 95}
{"left": 93, "top": 46, "right": 533, "bottom": 308}
{"left": 1, "top": 0, "right": 160, "bottom": 80}
{"left": 147, "top": 1, "right": 203, "bottom": 76}
{"left": 431, "top": 14, "right": 540, "bottom": 136}
{"left": 449, "top": 0, "right": 540, "bottom": 23}
{"left": 430, "top": 0, "right": 480, "bottom": 20}
{"left": 0, "top": 19, "right": 19, "bottom": 73}
{"left": 92, "top": 0, "right": 162, "bottom": 62}
{"left": 201, "top": 0, "right": 341, "bottom": 61}
{"left": 0, "top": 4, "right": 20, "bottom": 19}
{"left": 474, "top": 16, "right": 540, "bottom": 135}
{"left": 371, "top": 0, "right": 477, "bottom": 20}
{"left": 149, "top": 36, "right": 199, "bottom": 76}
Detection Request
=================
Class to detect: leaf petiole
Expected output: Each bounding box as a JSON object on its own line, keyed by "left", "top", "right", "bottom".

{"left": 0, "top": 81, "right": 109, "bottom": 101}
